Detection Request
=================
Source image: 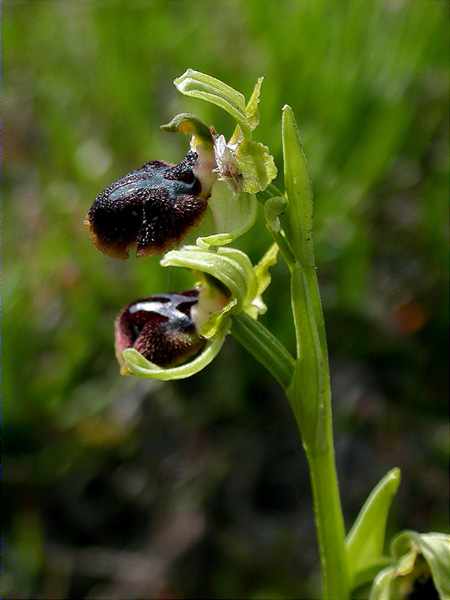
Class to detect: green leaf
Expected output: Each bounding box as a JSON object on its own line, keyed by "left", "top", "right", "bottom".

{"left": 347, "top": 468, "right": 401, "bottom": 589}
{"left": 370, "top": 531, "right": 450, "bottom": 600}
{"left": 122, "top": 323, "right": 229, "bottom": 381}
{"left": 281, "top": 105, "right": 314, "bottom": 266}
{"left": 174, "top": 69, "right": 249, "bottom": 131}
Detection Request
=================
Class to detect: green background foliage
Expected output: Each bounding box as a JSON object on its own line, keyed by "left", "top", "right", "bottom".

{"left": 4, "top": 1, "right": 448, "bottom": 598}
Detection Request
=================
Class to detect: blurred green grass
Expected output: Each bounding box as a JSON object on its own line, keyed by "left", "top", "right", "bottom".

{"left": 4, "top": 1, "right": 449, "bottom": 598}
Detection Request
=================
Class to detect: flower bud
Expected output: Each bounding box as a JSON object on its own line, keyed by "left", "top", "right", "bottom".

{"left": 115, "top": 289, "right": 206, "bottom": 369}
{"left": 86, "top": 150, "right": 213, "bottom": 259}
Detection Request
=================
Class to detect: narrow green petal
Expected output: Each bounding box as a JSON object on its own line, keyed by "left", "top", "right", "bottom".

{"left": 247, "top": 243, "right": 279, "bottom": 318}
{"left": 122, "top": 323, "right": 229, "bottom": 381}
{"left": 245, "top": 76, "right": 264, "bottom": 130}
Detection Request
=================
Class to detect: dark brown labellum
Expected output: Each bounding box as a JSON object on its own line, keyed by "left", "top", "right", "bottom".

{"left": 86, "top": 151, "right": 208, "bottom": 259}
{"left": 115, "top": 289, "right": 206, "bottom": 368}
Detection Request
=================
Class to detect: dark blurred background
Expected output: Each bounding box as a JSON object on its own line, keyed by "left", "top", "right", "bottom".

{"left": 3, "top": 1, "right": 449, "bottom": 598}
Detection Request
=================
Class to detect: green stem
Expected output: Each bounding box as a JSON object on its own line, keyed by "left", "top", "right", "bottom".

{"left": 233, "top": 295, "right": 349, "bottom": 598}
{"left": 231, "top": 312, "right": 295, "bottom": 390}
{"left": 289, "top": 262, "right": 350, "bottom": 600}
{"left": 306, "top": 448, "right": 349, "bottom": 600}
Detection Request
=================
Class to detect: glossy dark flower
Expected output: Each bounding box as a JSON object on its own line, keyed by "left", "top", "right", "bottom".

{"left": 86, "top": 151, "right": 212, "bottom": 259}
{"left": 115, "top": 289, "right": 206, "bottom": 369}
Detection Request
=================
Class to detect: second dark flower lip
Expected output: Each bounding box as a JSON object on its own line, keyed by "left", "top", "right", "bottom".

{"left": 115, "top": 289, "right": 207, "bottom": 369}
{"left": 86, "top": 150, "right": 209, "bottom": 260}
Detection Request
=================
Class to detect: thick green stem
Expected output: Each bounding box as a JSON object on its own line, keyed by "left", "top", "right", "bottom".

{"left": 306, "top": 448, "right": 349, "bottom": 600}
{"left": 231, "top": 312, "right": 295, "bottom": 390}
{"left": 289, "top": 262, "right": 350, "bottom": 600}
{"left": 233, "top": 297, "right": 349, "bottom": 598}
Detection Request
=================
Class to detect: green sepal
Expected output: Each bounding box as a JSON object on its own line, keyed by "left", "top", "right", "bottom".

{"left": 174, "top": 69, "right": 250, "bottom": 133}
{"left": 352, "top": 558, "right": 393, "bottom": 592}
{"left": 194, "top": 285, "right": 237, "bottom": 339}
{"left": 346, "top": 468, "right": 401, "bottom": 589}
{"left": 370, "top": 531, "right": 450, "bottom": 600}
{"left": 161, "top": 244, "right": 257, "bottom": 317}
{"left": 196, "top": 181, "right": 257, "bottom": 248}
{"left": 122, "top": 323, "right": 229, "bottom": 381}
{"left": 281, "top": 105, "right": 314, "bottom": 266}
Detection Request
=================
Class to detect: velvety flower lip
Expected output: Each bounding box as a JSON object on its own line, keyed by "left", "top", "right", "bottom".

{"left": 115, "top": 289, "right": 206, "bottom": 368}
{"left": 86, "top": 150, "right": 211, "bottom": 259}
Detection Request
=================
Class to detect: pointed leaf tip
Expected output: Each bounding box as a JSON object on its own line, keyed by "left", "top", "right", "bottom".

{"left": 281, "top": 104, "right": 314, "bottom": 266}
{"left": 347, "top": 468, "right": 401, "bottom": 589}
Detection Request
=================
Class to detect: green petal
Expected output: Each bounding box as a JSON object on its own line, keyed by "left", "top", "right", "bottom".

{"left": 245, "top": 77, "right": 264, "bottom": 131}
{"left": 346, "top": 468, "right": 401, "bottom": 589}
{"left": 122, "top": 322, "right": 229, "bottom": 381}
{"left": 246, "top": 243, "right": 279, "bottom": 318}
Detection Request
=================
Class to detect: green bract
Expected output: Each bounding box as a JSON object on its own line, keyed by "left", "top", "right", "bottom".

{"left": 347, "top": 468, "right": 401, "bottom": 590}
{"left": 121, "top": 242, "right": 278, "bottom": 380}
